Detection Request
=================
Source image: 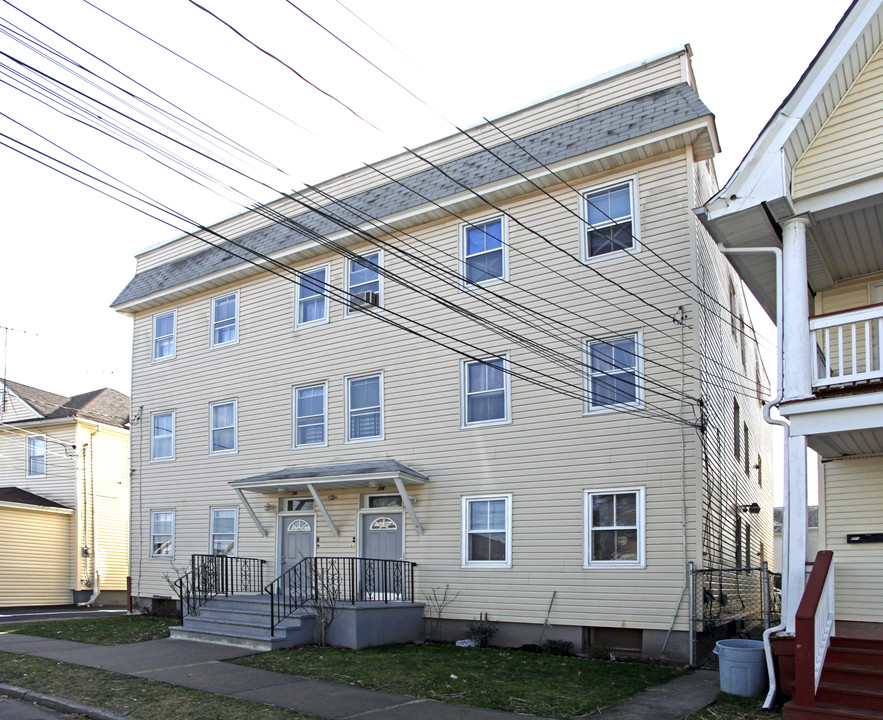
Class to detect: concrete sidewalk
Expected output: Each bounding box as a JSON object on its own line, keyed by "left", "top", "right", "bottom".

{"left": 0, "top": 632, "right": 720, "bottom": 719}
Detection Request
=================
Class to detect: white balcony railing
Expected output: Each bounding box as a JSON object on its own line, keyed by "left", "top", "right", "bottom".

{"left": 810, "top": 304, "right": 883, "bottom": 388}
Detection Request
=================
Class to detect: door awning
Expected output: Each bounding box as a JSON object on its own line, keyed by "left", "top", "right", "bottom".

{"left": 230, "top": 460, "right": 428, "bottom": 537}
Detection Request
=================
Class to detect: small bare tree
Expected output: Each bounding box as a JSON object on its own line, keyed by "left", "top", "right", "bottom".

{"left": 423, "top": 584, "right": 460, "bottom": 641}
{"left": 310, "top": 562, "right": 342, "bottom": 646}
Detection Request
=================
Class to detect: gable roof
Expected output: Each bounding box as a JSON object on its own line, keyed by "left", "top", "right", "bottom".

{"left": 697, "top": 0, "right": 883, "bottom": 317}
{"left": 0, "top": 486, "right": 71, "bottom": 509}
{"left": 1, "top": 379, "right": 130, "bottom": 429}
{"left": 113, "top": 82, "right": 715, "bottom": 311}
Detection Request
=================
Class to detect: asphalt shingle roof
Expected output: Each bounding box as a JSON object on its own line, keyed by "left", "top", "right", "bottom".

{"left": 2, "top": 379, "right": 130, "bottom": 428}
{"left": 113, "top": 83, "right": 711, "bottom": 306}
{"left": 0, "top": 486, "right": 71, "bottom": 509}
{"left": 232, "top": 460, "right": 428, "bottom": 486}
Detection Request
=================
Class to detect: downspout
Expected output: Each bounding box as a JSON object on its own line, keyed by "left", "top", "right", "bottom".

{"left": 78, "top": 427, "right": 101, "bottom": 607}
{"left": 718, "top": 245, "right": 786, "bottom": 709}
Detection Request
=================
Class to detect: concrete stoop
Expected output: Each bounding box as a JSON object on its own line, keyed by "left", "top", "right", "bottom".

{"left": 172, "top": 593, "right": 425, "bottom": 651}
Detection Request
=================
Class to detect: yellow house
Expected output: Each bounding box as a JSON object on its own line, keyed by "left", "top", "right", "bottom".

{"left": 0, "top": 379, "right": 130, "bottom": 607}
{"left": 113, "top": 47, "right": 773, "bottom": 660}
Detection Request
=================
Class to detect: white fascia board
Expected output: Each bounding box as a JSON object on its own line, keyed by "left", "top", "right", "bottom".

{"left": 782, "top": 391, "right": 883, "bottom": 436}
{"left": 0, "top": 417, "right": 77, "bottom": 431}
{"left": 706, "top": 0, "right": 881, "bottom": 222}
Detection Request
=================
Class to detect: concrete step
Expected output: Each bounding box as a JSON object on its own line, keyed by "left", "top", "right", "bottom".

{"left": 171, "top": 615, "right": 315, "bottom": 651}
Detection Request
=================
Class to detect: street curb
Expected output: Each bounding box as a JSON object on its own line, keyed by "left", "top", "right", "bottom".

{"left": 0, "top": 682, "right": 129, "bottom": 720}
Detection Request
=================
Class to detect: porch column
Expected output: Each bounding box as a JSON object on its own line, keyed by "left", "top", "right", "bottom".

{"left": 783, "top": 433, "right": 809, "bottom": 633}
{"left": 782, "top": 216, "right": 813, "bottom": 401}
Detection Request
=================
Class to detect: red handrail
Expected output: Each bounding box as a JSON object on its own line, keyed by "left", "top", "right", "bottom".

{"left": 793, "top": 550, "right": 834, "bottom": 706}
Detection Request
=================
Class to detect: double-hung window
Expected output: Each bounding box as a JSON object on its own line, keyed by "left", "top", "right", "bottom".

{"left": 151, "top": 411, "right": 175, "bottom": 461}
{"left": 294, "top": 383, "right": 327, "bottom": 447}
{"left": 346, "top": 374, "right": 382, "bottom": 442}
{"left": 462, "top": 355, "right": 510, "bottom": 427}
{"left": 212, "top": 292, "right": 238, "bottom": 347}
{"left": 210, "top": 507, "right": 237, "bottom": 556}
{"left": 583, "top": 180, "right": 637, "bottom": 260}
{"left": 210, "top": 400, "right": 237, "bottom": 455}
{"left": 584, "top": 488, "right": 645, "bottom": 568}
{"left": 150, "top": 510, "right": 174, "bottom": 557}
{"left": 347, "top": 252, "right": 382, "bottom": 311}
{"left": 584, "top": 332, "right": 642, "bottom": 412}
{"left": 26, "top": 436, "right": 46, "bottom": 477}
{"left": 461, "top": 217, "right": 506, "bottom": 285}
{"left": 296, "top": 266, "right": 329, "bottom": 328}
{"left": 462, "top": 495, "right": 512, "bottom": 568}
{"left": 153, "top": 310, "right": 176, "bottom": 361}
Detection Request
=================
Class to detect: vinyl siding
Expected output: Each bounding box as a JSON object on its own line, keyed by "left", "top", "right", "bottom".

{"left": 815, "top": 270, "right": 883, "bottom": 315}
{"left": 0, "top": 505, "right": 73, "bottom": 606}
{"left": 0, "top": 423, "right": 79, "bottom": 507}
{"left": 134, "top": 52, "right": 690, "bottom": 275}
{"left": 127, "top": 150, "right": 767, "bottom": 634}
{"left": 79, "top": 424, "right": 130, "bottom": 591}
{"left": 793, "top": 43, "right": 883, "bottom": 199}
{"left": 821, "top": 456, "right": 883, "bottom": 622}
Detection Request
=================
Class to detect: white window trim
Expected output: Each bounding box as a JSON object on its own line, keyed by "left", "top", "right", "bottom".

{"left": 150, "top": 410, "right": 176, "bottom": 462}
{"left": 210, "top": 506, "right": 238, "bottom": 556}
{"left": 345, "top": 372, "right": 384, "bottom": 443}
{"left": 460, "top": 354, "right": 512, "bottom": 428}
{"left": 152, "top": 309, "right": 177, "bottom": 362}
{"left": 150, "top": 509, "right": 175, "bottom": 559}
{"left": 26, "top": 435, "right": 46, "bottom": 478}
{"left": 292, "top": 381, "right": 328, "bottom": 449}
{"left": 461, "top": 494, "right": 512, "bottom": 569}
{"left": 459, "top": 215, "right": 508, "bottom": 289}
{"left": 295, "top": 264, "right": 331, "bottom": 330}
{"left": 210, "top": 290, "right": 240, "bottom": 348}
{"left": 580, "top": 176, "right": 640, "bottom": 264}
{"left": 209, "top": 399, "right": 238, "bottom": 456}
{"left": 344, "top": 250, "right": 384, "bottom": 317}
{"left": 583, "top": 330, "right": 644, "bottom": 415}
{"left": 584, "top": 487, "right": 645, "bottom": 569}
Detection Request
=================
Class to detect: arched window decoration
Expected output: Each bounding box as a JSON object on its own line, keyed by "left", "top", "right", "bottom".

{"left": 370, "top": 517, "right": 397, "bottom": 531}
{"left": 287, "top": 519, "right": 312, "bottom": 532}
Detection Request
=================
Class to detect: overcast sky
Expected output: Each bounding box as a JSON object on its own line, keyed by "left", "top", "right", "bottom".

{"left": 0, "top": 0, "right": 852, "bottom": 404}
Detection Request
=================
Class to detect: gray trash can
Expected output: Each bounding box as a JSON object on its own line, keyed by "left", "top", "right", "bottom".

{"left": 713, "top": 639, "right": 767, "bottom": 696}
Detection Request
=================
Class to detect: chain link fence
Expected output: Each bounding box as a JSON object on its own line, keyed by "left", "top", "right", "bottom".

{"left": 688, "top": 561, "right": 781, "bottom": 665}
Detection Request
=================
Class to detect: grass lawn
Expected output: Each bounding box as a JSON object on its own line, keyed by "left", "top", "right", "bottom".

{"left": 0, "top": 615, "right": 176, "bottom": 645}
{"left": 233, "top": 643, "right": 685, "bottom": 719}
{"left": 686, "top": 692, "right": 771, "bottom": 719}
{"left": 1, "top": 616, "right": 688, "bottom": 719}
{"left": 0, "top": 652, "right": 328, "bottom": 720}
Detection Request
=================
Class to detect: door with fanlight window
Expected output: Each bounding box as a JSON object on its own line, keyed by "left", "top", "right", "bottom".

{"left": 360, "top": 511, "right": 403, "bottom": 600}
{"left": 279, "top": 515, "right": 315, "bottom": 575}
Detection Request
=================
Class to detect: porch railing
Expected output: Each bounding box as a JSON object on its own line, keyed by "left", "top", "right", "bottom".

{"left": 810, "top": 304, "right": 883, "bottom": 387}
{"left": 793, "top": 550, "right": 835, "bottom": 707}
{"left": 264, "top": 556, "right": 416, "bottom": 636}
{"left": 173, "top": 554, "right": 266, "bottom": 619}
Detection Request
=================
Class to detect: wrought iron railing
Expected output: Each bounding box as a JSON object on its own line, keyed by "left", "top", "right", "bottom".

{"left": 794, "top": 550, "right": 835, "bottom": 707}
{"left": 264, "top": 556, "right": 416, "bottom": 636}
{"left": 810, "top": 304, "right": 883, "bottom": 387}
{"left": 174, "top": 554, "right": 266, "bottom": 618}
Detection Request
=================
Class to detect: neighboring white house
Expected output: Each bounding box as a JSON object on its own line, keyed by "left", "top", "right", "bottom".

{"left": 698, "top": 0, "right": 883, "bottom": 710}
{"left": 113, "top": 46, "right": 772, "bottom": 660}
{"left": 0, "top": 379, "right": 130, "bottom": 606}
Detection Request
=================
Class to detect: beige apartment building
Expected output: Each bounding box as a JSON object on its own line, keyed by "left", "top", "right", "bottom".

{"left": 113, "top": 46, "right": 772, "bottom": 660}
